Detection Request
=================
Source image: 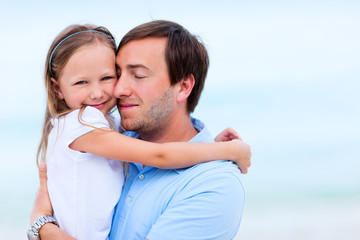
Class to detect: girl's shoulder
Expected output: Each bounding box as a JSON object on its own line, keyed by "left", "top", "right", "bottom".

{"left": 51, "top": 106, "right": 109, "bottom": 129}
{"left": 70, "top": 106, "right": 104, "bottom": 120}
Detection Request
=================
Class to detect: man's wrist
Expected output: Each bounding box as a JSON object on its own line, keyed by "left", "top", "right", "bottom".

{"left": 27, "top": 216, "right": 59, "bottom": 240}
{"left": 38, "top": 221, "right": 60, "bottom": 239}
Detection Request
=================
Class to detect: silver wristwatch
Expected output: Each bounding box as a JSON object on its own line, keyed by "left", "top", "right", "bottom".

{"left": 27, "top": 216, "right": 59, "bottom": 240}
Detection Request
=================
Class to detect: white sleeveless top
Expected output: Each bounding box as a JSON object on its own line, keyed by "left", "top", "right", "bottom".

{"left": 47, "top": 107, "right": 124, "bottom": 240}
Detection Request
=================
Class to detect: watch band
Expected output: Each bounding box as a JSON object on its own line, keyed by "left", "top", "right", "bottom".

{"left": 27, "top": 216, "right": 59, "bottom": 240}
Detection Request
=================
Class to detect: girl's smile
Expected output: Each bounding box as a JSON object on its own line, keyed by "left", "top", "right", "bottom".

{"left": 89, "top": 100, "right": 109, "bottom": 109}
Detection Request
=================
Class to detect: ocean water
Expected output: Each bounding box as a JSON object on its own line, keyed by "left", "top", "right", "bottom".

{"left": 1, "top": 82, "right": 359, "bottom": 239}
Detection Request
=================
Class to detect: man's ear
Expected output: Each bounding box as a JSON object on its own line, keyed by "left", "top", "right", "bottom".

{"left": 176, "top": 74, "right": 195, "bottom": 103}
{"left": 51, "top": 78, "right": 64, "bottom": 99}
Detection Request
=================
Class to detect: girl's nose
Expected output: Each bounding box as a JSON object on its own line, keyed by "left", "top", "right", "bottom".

{"left": 90, "top": 85, "right": 104, "bottom": 99}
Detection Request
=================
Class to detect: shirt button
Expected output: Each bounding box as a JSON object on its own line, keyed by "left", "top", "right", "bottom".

{"left": 127, "top": 197, "right": 132, "bottom": 203}
{"left": 139, "top": 174, "right": 145, "bottom": 180}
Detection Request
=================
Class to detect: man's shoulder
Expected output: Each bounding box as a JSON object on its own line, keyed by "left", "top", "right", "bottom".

{"left": 177, "top": 161, "right": 243, "bottom": 191}
{"left": 145, "top": 160, "right": 245, "bottom": 240}
{"left": 184, "top": 160, "right": 241, "bottom": 176}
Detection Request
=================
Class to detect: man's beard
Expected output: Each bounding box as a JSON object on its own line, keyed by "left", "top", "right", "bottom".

{"left": 121, "top": 87, "right": 175, "bottom": 134}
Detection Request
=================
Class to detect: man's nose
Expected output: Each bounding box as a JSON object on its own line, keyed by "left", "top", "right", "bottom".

{"left": 113, "top": 73, "right": 132, "bottom": 98}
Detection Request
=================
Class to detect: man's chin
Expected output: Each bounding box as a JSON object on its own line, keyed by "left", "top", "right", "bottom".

{"left": 120, "top": 119, "right": 137, "bottom": 132}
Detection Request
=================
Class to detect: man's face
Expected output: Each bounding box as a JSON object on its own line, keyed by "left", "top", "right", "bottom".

{"left": 114, "top": 37, "right": 176, "bottom": 132}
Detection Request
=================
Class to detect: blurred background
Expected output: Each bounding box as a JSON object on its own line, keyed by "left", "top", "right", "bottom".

{"left": 1, "top": 0, "right": 359, "bottom": 239}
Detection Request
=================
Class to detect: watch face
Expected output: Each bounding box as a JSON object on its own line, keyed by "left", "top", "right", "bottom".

{"left": 27, "top": 230, "right": 38, "bottom": 240}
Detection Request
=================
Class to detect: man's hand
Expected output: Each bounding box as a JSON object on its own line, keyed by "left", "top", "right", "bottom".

{"left": 30, "top": 163, "right": 53, "bottom": 224}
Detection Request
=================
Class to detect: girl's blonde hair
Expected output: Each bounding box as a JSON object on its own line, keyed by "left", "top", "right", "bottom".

{"left": 37, "top": 24, "right": 117, "bottom": 165}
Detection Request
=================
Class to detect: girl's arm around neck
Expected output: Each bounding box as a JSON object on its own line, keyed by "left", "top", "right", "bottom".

{"left": 69, "top": 128, "right": 251, "bottom": 173}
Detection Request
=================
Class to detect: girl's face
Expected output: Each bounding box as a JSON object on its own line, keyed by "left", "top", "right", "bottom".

{"left": 53, "top": 42, "right": 117, "bottom": 115}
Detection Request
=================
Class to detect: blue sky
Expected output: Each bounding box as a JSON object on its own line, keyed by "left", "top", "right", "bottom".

{"left": 1, "top": 1, "right": 359, "bottom": 116}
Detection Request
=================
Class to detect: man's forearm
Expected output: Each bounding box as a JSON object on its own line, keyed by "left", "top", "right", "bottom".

{"left": 39, "top": 223, "right": 76, "bottom": 240}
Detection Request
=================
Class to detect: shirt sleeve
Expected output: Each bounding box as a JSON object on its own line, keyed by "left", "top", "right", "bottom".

{"left": 146, "top": 163, "right": 245, "bottom": 240}
{"left": 64, "top": 106, "right": 110, "bottom": 147}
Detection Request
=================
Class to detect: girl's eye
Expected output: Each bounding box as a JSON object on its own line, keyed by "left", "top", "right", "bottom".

{"left": 75, "top": 81, "right": 87, "bottom": 85}
{"left": 102, "top": 76, "right": 113, "bottom": 81}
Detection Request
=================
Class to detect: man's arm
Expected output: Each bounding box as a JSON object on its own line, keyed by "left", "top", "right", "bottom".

{"left": 39, "top": 223, "right": 75, "bottom": 239}
{"left": 30, "top": 163, "right": 76, "bottom": 240}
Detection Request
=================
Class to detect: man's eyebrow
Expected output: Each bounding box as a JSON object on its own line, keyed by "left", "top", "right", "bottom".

{"left": 127, "top": 64, "right": 150, "bottom": 70}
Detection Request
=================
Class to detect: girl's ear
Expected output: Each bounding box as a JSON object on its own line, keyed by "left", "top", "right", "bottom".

{"left": 176, "top": 74, "right": 195, "bottom": 103}
{"left": 51, "top": 78, "right": 64, "bottom": 99}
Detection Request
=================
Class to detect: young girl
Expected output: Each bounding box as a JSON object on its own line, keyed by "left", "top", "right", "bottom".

{"left": 36, "top": 24, "right": 250, "bottom": 240}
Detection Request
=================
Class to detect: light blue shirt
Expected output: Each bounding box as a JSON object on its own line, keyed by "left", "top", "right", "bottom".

{"left": 109, "top": 118, "right": 245, "bottom": 240}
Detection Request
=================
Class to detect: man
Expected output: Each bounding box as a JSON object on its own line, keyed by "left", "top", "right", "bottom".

{"left": 30, "top": 20, "right": 250, "bottom": 239}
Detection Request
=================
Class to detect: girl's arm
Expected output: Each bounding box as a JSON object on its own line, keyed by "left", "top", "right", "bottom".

{"left": 70, "top": 128, "right": 251, "bottom": 173}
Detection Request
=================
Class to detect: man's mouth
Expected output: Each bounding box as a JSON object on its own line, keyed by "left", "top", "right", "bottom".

{"left": 118, "top": 102, "right": 139, "bottom": 111}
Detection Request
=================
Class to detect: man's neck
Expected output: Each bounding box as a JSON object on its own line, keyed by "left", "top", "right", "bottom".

{"left": 139, "top": 114, "right": 198, "bottom": 143}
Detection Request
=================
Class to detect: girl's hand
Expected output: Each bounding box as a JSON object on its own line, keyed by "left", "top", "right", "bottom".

{"left": 215, "top": 128, "right": 242, "bottom": 142}
{"left": 30, "top": 163, "right": 53, "bottom": 224}
{"left": 215, "top": 128, "right": 251, "bottom": 173}
{"left": 230, "top": 139, "right": 252, "bottom": 174}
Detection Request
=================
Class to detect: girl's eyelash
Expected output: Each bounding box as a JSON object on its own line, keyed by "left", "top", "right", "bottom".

{"left": 102, "top": 76, "right": 113, "bottom": 80}
{"left": 75, "top": 81, "right": 87, "bottom": 85}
